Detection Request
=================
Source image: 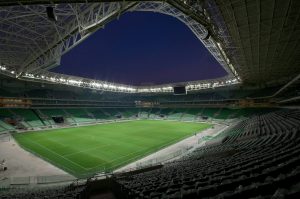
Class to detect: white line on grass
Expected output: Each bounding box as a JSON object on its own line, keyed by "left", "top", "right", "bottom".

{"left": 63, "top": 144, "right": 111, "bottom": 157}
{"left": 21, "top": 136, "right": 88, "bottom": 171}
{"left": 15, "top": 120, "right": 212, "bottom": 174}
{"left": 86, "top": 135, "right": 187, "bottom": 170}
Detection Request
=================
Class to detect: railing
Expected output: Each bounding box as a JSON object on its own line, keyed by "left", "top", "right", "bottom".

{"left": 0, "top": 132, "right": 10, "bottom": 142}
{"left": 0, "top": 174, "right": 77, "bottom": 188}
{"left": 135, "top": 147, "right": 191, "bottom": 169}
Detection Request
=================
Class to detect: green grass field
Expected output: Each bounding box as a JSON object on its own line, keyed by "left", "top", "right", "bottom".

{"left": 13, "top": 120, "right": 211, "bottom": 177}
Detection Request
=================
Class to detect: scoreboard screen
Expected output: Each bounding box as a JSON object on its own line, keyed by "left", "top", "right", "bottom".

{"left": 173, "top": 86, "right": 187, "bottom": 95}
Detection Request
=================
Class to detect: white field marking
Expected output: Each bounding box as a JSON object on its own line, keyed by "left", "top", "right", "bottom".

{"left": 16, "top": 120, "right": 212, "bottom": 172}
{"left": 20, "top": 136, "right": 88, "bottom": 171}
{"left": 12, "top": 120, "right": 212, "bottom": 175}
{"left": 85, "top": 122, "right": 210, "bottom": 171}
{"left": 14, "top": 143, "right": 78, "bottom": 175}
{"left": 86, "top": 135, "right": 187, "bottom": 170}
{"left": 19, "top": 128, "right": 144, "bottom": 171}
{"left": 86, "top": 150, "right": 144, "bottom": 170}
{"left": 63, "top": 144, "right": 111, "bottom": 157}
{"left": 118, "top": 133, "right": 197, "bottom": 165}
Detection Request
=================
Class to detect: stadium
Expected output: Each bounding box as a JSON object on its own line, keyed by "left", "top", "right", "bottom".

{"left": 0, "top": 0, "right": 299, "bottom": 198}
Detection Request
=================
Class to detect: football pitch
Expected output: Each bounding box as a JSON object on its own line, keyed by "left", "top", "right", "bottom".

{"left": 13, "top": 120, "right": 212, "bottom": 177}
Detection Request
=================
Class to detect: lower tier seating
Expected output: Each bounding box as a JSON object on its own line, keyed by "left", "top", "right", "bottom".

{"left": 0, "top": 184, "right": 85, "bottom": 199}
{"left": 114, "top": 109, "right": 300, "bottom": 198}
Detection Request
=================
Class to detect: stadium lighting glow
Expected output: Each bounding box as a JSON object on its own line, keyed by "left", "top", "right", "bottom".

{"left": 136, "top": 86, "right": 173, "bottom": 93}
{"left": 68, "top": 79, "right": 81, "bottom": 85}
{"left": 103, "top": 84, "right": 108, "bottom": 88}
{"left": 215, "top": 40, "right": 240, "bottom": 80}
{"left": 0, "top": 66, "right": 6, "bottom": 71}
{"left": 0, "top": 0, "right": 244, "bottom": 97}
{"left": 20, "top": 72, "right": 240, "bottom": 94}
{"left": 185, "top": 78, "right": 239, "bottom": 91}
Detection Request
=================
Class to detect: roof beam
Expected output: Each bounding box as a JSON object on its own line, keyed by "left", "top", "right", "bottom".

{"left": 0, "top": 0, "right": 156, "bottom": 7}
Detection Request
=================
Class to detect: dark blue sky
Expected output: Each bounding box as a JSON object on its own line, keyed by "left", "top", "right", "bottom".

{"left": 52, "top": 12, "right": 227, "bottom": 86}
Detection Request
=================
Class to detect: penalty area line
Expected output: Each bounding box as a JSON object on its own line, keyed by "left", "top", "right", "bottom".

{"left": 21, "top": 137, "right": 88, "bottom": 171}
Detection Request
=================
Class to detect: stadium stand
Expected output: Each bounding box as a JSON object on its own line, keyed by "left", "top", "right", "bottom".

{"left": 167, "top": 109, "right": 185, "bottom": 120}
{"left": 0, "top": 125, "right": 5, "bottom": 133}
{"left": 64, "top": 109, "right": 95, "bottom": 123}
{"left": 2, "top": 109, "right": 298, "bottom": 198}
{"left": 0, "top": 107, "right": 278, "bottom": 130}
{"left": 86, "top": 108, "right": 114, "bottom": 120}
{"left": 0, "top": 0, "right": 299, "bottom": 197}
{"left": 121, "top": 108, "right": 139, "bottom": 118}
{"left": 0, "top": 183, "right": 86, "bottom": 199}
{"left": 0, "top": 120, "right": 14, "bottom": 131}
{"left": 10, "top": 109, "right": 44, "bottom": 127}
{"left": 0, "top": 75, "right": 284, "bottom": 103}
{"left": 111, "top": 109, "right": 300, "bottom": 199}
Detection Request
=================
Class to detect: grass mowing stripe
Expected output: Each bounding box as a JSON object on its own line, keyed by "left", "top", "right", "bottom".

{"left": 13, "top": 120, "right": 212, "bottom": 177}
{"left": 63, "top": 144, "right": 111, "bottom": 157}
{"left": 20, "top": 135, "right": 88, "bottom": 170}
{"left": 86, "top": 135, "right": 186, "bottom": 170}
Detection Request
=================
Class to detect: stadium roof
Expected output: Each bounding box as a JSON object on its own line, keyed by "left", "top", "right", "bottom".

{"left": 0, "top": 0, "right": 299, "bottom": 91}
{"left": 207, "top": 0, "right": 300, "bottom": 85}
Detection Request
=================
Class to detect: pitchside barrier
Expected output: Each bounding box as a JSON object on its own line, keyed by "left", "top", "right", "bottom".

{"left": 0, "top": 174, "right": 77, "bottom": 188}
{"left": 135, "top": 146, "right": 192, "bottom": 170}
{"left": 133, "top": 123, "right": 231, "bottom": 171}
{"left": 0, "top": 132, "right": 10, "bottom": 142}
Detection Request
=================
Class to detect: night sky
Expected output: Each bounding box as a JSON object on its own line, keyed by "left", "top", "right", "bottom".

{"left": 52, "top": 12, "right": 227, "bottom": 86}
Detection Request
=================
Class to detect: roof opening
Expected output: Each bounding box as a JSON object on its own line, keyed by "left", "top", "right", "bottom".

{"left": 52, "top": 12, "right": 227, "bottom": 86}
